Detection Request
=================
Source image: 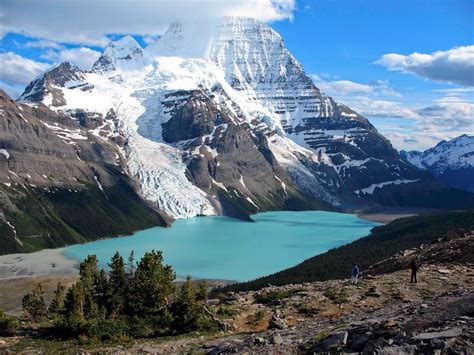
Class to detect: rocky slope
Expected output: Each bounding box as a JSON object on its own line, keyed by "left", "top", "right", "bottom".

{"left": 17, "top": 17, "right": 474, "bottom": 221}
{"left": 401, "top": 134, "right": 474, "bottom": 192}
{"left": 0, "top": 89, "right": 168, "bottom": 254}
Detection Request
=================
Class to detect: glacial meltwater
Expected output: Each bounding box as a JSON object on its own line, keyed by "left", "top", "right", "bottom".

{"left": 62, "top": 211, "right": 379, "bottom": 281}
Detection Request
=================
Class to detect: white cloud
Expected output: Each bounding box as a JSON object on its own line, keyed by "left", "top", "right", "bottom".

{"left": 368, "top": 95, "right": 474, "bottom": 150}
{"left": 0, "top": 81, "right": 24, "bottom": 99}
{"left": 41, "top": 47, "right": 101, "bottom": 71}
{"left": 0, "top": 0, "right": 296, "bottom": 45}
{"left": 352, "top": 97, "right": 419, "bottom": 119}
{"left": 0, "top": 52, "right": 50, "bottom": 85}
{"left": 312, "top": 76, "right": 401, "bottom": 97}
{"left": 376, "top": 45, "right": 474, "bottom": 87}
{"left": 310, "top": 74, "right": 472, "bottom": 150}
{"left": 313, "top": 77, "right": 373, "bottom": 95}
{"left": 311, "top": 75, "right": 407, "bottom": 118}
{"left": 24, "top": 39, "right": 63, "bottom": 50}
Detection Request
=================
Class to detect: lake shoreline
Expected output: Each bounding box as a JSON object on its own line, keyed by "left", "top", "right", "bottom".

{"left": 0, "top": 210, "right": 379, "bottom": 313}
{"left": 356, "top": 207, "right": 441, "bottom": 223}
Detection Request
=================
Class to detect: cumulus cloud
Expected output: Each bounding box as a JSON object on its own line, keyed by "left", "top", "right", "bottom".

{"left": 311, "top": 75, "right": 407, "bottom": 118}
{"left": 0, "top": 52, "right": 50, "bottom": 85}
{"left": 376, "top": 45, "right": 474, "bottom": 86}
{"left": 41, "top": 47, "right": 101, "bottom": 71}
{"left": 416, "top": 97, "right": 474, "bottom": 132}
{"left": 0, "top": 81, "right": 24, "bottom": 99}
{"left": 312, "top": 75, "right": 401, "bottom": 97}
{"left": 0, "top": 0, "right": 296, "bottom": 45}
{"left": 310, "top": 74, "right": 472, "bottom": 149}
{"left": 24, "top": 39, "right": 63, "bottom": 50}
{"left": 352, "top": 97, "right": 419, "bottom": 119}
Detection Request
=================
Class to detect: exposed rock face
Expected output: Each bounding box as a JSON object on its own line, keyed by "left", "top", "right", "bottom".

{"left": 19, "top": 62, "right": 92, "bottom": 106}
{"left": 401, "top": 134, "right": 474, "bottom": 192}
{"left": 0, "top": 90, "right": 168, "bottom": 255}
{"left": 162, "top": 90, "right": 221, "bottom": 143}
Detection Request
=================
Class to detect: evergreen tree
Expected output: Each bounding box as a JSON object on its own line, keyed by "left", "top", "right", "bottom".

{"left": 48, "top": 282, "right": 66, "bottom": 316}
{"left": 125, "top": 250, "right": 138, "bottom": 317}
{"left": 0, "top": 309, "right": 19, "bottom": 336}
{"left": 94, "top": 269, "right": 108, "bottom": 320}
{"left": 21, "top": 283, "right": 47, "bottom": 321}
{"left": 133, "top": 250, "right": 175, "bottom": 332}
{"left": 63, "top": 283, "right": 85, "bottom": 331}
{"left": 127, "top": 250, "right": 135, "bottom": 277}
{"left": 78, "top": 255, "right": 100, "bottom": 320}
{"left": 107, "top": 251, "right": 127, "bottom": 318}
{"left": 197, "top": 279, "right": 208, "bottom": 301}
{"left": 172, "top": 276, "right": 199, "bottom": 333}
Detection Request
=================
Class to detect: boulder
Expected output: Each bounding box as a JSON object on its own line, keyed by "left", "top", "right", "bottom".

{"left": 270, "top": 334, "right": 284, "bottom": 345}
{"left": 413, "top": 328, "right": 462, "bottom": 340}
{"left": 268, "top": 314, "right": 288, "bottom": 329}
{"left": 311, "top": 331, "right": 348, "bottom": 352}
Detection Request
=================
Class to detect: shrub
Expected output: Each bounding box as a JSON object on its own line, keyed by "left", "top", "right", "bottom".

{"left": 0, "top": 309, "right": 19, "bottom": 336}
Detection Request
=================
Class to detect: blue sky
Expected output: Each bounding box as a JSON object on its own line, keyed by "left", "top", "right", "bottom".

{"left": 1, "top": 0, "right": 472, "bottom": 150}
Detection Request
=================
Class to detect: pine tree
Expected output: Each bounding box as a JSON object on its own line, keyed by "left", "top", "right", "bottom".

{"left": 133, "top": 250, "right": 175, "bottom": 332}
{"left": 48, "top": 282, "right": 66, "bottom": 316}
{"left": 172, "top": 275, "right": 199, "bottom": 332}
{"left": 79, "top": 255, "right": 100, "bottom": 320}
{"left": 125, "top": 251, "right": 137, "bottom": 317}
{"left": 197, "top": 279, "right": 208, "bottom": 301}
{"left": 94, "top": 268, "right": 108, "bottom": 320}
{"left": 107, "top": 251, "right": 127, "bottom": 318}
{"left": 127, "top": 250, "right": 135, "bottom": 277}
{"left": 63, "top": 283, "right": 85, "bottom": 331}
{"left": 21, "top": 283, "right": 47, "bottom": 321}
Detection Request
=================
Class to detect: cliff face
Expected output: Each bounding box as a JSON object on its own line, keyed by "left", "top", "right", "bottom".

{"left": 0, "top": 90, "right": 168, "bottom": 255}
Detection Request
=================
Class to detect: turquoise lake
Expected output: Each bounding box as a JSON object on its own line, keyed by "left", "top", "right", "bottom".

{"left": 62, "top": 211, "right": 379, "bottom": 282}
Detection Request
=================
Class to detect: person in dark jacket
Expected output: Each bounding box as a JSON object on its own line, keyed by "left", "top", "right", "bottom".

{"left": 410, "top": 258, "right": 419, "bottom": 283}
{"left": 351, "top": 264, "right": 360, "bottom": 284}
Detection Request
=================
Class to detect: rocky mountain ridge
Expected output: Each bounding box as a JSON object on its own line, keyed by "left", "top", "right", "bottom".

{"left": 401, "top": 134, "right": 474, "bottom": 192}
{"left": 15, "top": 17, "right": 474, "bottom": 220}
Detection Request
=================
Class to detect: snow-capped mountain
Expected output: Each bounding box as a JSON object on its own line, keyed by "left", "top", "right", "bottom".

{"left": 16, "top": 17, "right": 474, "bottom": 219}
{"left": 401, "top": 135, "right": 474, "bottom": 192}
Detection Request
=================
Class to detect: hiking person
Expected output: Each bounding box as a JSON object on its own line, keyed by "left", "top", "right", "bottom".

{"left": 351, "top": 264, "right": 360, "bottom": 284}
{"left": 410, "top": 258, "right": 418, "bottom": 283}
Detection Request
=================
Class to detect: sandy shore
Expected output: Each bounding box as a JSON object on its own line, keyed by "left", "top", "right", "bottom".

{"left": 0, "top": 248, "right": 79, "bottom": 314}
{"left": 0, "top": 248, "right": 79, "bottom": 281}
{"left": 356, "top": 207, "right": 440, "bottom": 224}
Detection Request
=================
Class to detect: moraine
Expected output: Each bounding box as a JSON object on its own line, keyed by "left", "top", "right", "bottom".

{"left": 62, "top": 211, "right": 379, "bottom": 282}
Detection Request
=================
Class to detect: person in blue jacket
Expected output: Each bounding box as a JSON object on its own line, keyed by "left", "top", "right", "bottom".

{"left": 351, "top": 264, "right": 360, "bottom": 284}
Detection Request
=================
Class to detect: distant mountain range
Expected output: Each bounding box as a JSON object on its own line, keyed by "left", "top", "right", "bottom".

{"left": 1, "top": 17, "right": 473, "bottom": 254}
{"left": 401, "top": 135, "right": 474, "bottom": 192}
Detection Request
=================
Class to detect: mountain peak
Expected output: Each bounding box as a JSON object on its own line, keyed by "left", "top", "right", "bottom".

{"left": 401, "top": 134, "right": 474, "bottom": 191}
{"left": 92, "top": 35, "right": 154, "bottom": 73}
{"left": 147, "top": 16, "right": 280, "bottom": 59}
